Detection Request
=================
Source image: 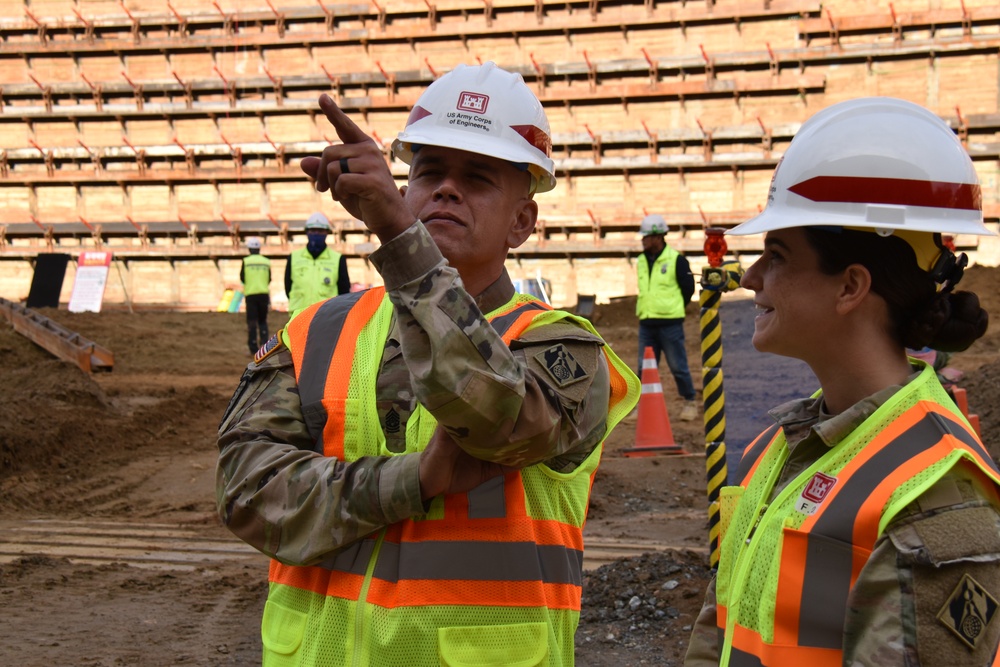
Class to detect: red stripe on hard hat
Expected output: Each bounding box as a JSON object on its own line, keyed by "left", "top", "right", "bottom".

{"left": 405, "top": 105, "right": 433, "bottom": 127}
{"left": 510, "top": 124, "right": 552, "bottom": 156}
{"left": 788, "top": 176, "right": 981, "bottom": 211}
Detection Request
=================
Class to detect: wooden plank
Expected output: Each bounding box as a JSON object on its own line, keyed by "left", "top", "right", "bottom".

{"left": 126, "top": 185, "right": 172, "bottom": 222}
{"left": 80, "top": 186, "right": 126, "bottom": 222}
{"left": 174, "top": 184, "right": 218, "bottom": 219}
{"left": 0, "top": 296, "right": 114, "bottom": 373}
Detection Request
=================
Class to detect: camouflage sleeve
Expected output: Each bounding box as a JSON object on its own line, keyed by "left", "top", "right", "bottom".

{"left": 370, "top": 221, "right": 610, "bottom": 471}
{"left": 844, "top": 468, "right": 1000, "bottom": 666}
{"left": 683, "top": 576, "right": 721, "bottom": 666}
{"left": 215, "top": 343, "right": 426, "bottom": 566}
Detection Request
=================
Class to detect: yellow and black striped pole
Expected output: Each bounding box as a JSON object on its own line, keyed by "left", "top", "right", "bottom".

{"left": 699, "top": 228, "right": 742, "bottom": 568}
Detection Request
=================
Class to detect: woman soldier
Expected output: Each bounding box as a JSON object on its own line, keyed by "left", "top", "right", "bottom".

{"left": 684, "top": 97, "right": 1000, "bottom": 667}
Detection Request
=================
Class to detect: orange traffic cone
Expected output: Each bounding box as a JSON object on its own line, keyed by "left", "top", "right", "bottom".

{"left": 950, "top": 386, "right": 982, "bottom": 439}
{"left": 623, "top": 346, "right": 687, "bottom": 457}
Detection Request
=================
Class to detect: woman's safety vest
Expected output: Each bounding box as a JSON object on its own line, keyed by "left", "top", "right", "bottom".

{"left": 714, "top": 363, "right": 1000, "bottom": 667}
{"left": 265, "top": 288, "right": 639, "bottom": 666}
{"left": 287, "top": 247, "right": 341, "bottom": 316}
{"left": 636, "top": 247, "right": 684, "bottom": 320}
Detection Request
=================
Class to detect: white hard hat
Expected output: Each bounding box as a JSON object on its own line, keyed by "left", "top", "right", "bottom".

{"left": 639, "top": 214, "right": 668, "bottom": 236}
{"left": 305, "top": 212, "right": 332, "bottom": 231}
{"left": 246, "top": 237, "right": 262, "bottom": 249}
{"left": 391, "top": 62, "right": 556, "bottom": 194}
{"left": 730, "top": 97, "right": 993, "bottom": 237}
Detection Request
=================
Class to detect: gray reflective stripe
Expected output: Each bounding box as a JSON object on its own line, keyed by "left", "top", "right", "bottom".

{"left": 735, "top": 425, "right": 781, "bottom": 486}
{"left": 489, "top": 301, "right": 548, "bottom": 337}
{"left": 315, "top": 537, "right": 377, "bottom": 575}
{"left": 467, "top": 475, "right": 506, "bottom": 519}
{"left": 797, "top": 532, "right": 858, "bottom": 649}
{"left": 371, "top": 540, "right": 584, "bottom": 586}
{"left": 799, "top": 411, "right": 980, "bottom": 649}
{"left": 728, "top": 646, "right": 764, "bottom": 667}
{"left": 813, "top": 412, "right": 978, "bottom": 544}
{"left": 297, "top": 290, "right": 368, "bottom": 443}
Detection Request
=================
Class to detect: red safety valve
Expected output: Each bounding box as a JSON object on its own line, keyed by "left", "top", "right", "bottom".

{"left": 704, "top": 227, "right": 727, "bottom": 267}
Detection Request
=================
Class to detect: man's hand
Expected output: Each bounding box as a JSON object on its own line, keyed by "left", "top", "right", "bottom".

{"left": 418, "top": 428, "right": 516, "bottom": 500}
{"left": 299, "top": 94, "right": 415, "bottom": 243}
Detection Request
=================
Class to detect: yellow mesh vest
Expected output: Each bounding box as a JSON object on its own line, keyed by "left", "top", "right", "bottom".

{"left": 716, "top": 363, "right": 1000, "bottom": 667}
{"left": 266, "top": 292, "right": 640, "bottom": 667}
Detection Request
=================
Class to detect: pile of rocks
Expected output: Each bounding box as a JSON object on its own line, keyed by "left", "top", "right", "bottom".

{"left": 577, "top": 550, "right": 713, "bottom": 665}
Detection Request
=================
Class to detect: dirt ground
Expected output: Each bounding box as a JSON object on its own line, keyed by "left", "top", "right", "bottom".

{"left": 2, "top": 264, "right": 999, "bottom": 667}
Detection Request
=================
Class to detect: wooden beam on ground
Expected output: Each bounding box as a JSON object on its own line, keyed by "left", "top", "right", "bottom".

{"left": 0, "top": 297, "right": 113, "bottom": 373}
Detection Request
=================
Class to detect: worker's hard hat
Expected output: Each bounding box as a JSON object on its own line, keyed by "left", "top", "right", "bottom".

{"left": 391, "top": 62, "right": 556, "bottom": 194}
{"left": 246, "top": 237, "right": 262, "bottom": 250}
{"left": 729, "top": 97, "right": 994, "bottom": 238}
{"left": 639, "top": 214, "right": 668, "bottom": 236}
{"left": 305, "top": 212, "right": 332, "bottom": 231}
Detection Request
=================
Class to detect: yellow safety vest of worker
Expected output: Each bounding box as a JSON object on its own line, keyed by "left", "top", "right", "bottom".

{"left": 241, "top": 254, "right": 271, "bottom": 296}
{"left": 286, "top": 247, "right": 341, "bottom": 316}
{"left": 265, "top": 288, "right": 640, "bottom": 666}
{"left": 713, "top": 362, "right": 1000, "bottom": 667}
{"left": 636, "top": 246, "right": 684, "bottom": 319}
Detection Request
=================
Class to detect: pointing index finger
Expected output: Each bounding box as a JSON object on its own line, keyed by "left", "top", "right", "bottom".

{"left": 318, "top": 94, "right": 373, "bottom": 146}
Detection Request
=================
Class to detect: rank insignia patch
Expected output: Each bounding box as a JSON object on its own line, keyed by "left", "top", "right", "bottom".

{"left": 937, "top": 573, "right": 998, "bottom": 650}
{"left": 384, "top": 407, "right": 401, "bottom": 434}
{"left": 536, "top": 344, "right": 588, "bottom": 387}
{"left": 254, "top": 333, "right": 281, "bottom": 364}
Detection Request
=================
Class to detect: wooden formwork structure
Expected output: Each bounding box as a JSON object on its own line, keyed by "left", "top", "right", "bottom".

{"left": 0, "top": 0, "right": 997, "bottom": 304}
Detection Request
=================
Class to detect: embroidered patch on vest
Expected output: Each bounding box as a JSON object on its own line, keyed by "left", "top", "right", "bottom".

{"left": 937, "top": 573, "right": 998, "bottom": 650}
{"left": 384, "top": 407, "right": 401, "bottom": 434}
{"left": 253, "top": 333, "right": 281, "bottom": 364}
{"left": 535, "top": 344, "right": 588, "bottom": 387}
{"left": 793, "top": 471, "right": 838, "bottom": 515}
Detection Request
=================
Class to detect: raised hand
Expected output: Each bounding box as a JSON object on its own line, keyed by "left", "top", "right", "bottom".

{"left": 299, "top": 94, "right": 415, "bottom": 242}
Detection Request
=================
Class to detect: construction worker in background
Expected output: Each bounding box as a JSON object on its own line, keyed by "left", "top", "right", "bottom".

{"left": 240, "top": 237, "right": 271, "bottom": 355}
{"left": 284, "top": 211, "right": 351, "bottom": 317}
{"left": 636, "top": 213, "right": 699, "bottom": 421}
{"left": 684, "top": 97, "right": 1000, "bottom": 667}
{"left": 216, "top": 62, "right": 640, "bottom": 666}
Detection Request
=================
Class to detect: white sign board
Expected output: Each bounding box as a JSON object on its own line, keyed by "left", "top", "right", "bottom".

{"left": 68, "top": 251, "right": 113, "bottom": 313}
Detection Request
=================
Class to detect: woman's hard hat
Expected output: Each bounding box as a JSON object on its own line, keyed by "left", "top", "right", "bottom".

{"left": 391, "top": 62, "right": 557, "bottom": 194}
{"left": 730, "top": 97, "right": 994, "bottom": 238}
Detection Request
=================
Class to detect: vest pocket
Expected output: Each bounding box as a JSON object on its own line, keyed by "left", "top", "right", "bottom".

{"left": 261, "top": 599, "right": 306, "bottom": 663}
{"left": 438, "top": 622, "right": 549, "bottom": 666}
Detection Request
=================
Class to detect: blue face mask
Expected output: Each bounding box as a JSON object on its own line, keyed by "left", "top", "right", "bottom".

{"left": 306, "top": 233, "right": 327, "bottom": 255}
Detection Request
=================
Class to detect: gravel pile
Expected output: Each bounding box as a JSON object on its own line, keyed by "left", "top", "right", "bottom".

{"left": 576, "top": 550, "right": 714, "bottom": 666}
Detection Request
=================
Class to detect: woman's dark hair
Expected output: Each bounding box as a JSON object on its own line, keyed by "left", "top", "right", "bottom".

{"left": 803, "top": 228, "right": 988, "bottom": 352}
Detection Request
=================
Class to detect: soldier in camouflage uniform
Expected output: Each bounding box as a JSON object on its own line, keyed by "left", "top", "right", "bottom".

{"left": 217, "top": 63, "right": 640, "bottom": 666}
{"left": 684, "top": 98, "right": 1000, "bottom": 667}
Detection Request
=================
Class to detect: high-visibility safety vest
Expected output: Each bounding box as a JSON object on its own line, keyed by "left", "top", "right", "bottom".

{"left": 714, "top": 363, "right": 1000, "bottom": 667}
{"left": 242, "top": 254, "right": 272, "bottom": 296}
{"left": 287, "top": 247, "right": 342, "bottom": 316}
{"left": 266, "top": 287, "right": 640, "bottom": 666}
{"left": 636, "top": 246, "right": 684, "bottom": 320}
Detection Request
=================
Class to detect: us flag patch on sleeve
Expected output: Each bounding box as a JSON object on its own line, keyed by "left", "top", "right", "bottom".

{"left": 254, "top": 333, "right": 281, "bottom": 364}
